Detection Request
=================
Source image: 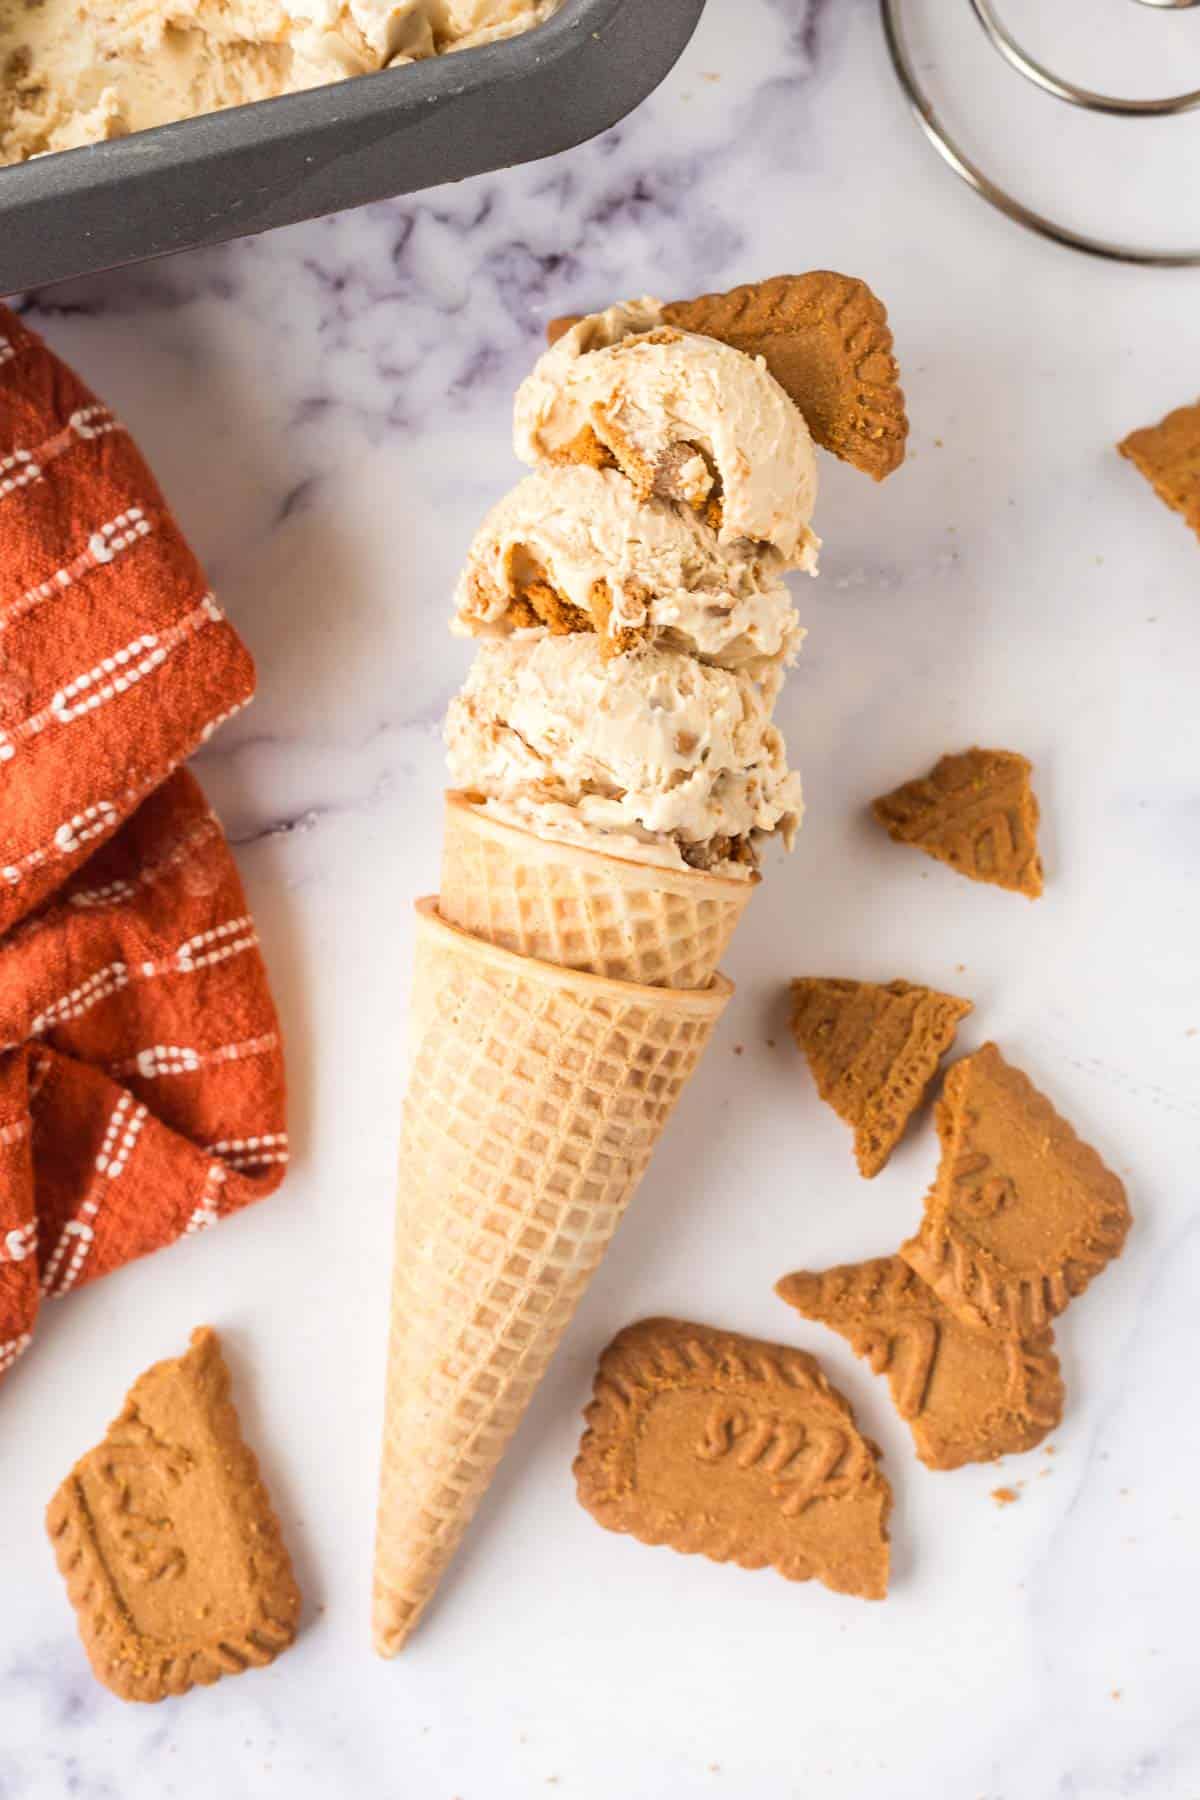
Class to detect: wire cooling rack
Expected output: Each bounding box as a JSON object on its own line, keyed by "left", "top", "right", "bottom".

{"left": 881, "top": 0, "right": 1200, "bottom": 266}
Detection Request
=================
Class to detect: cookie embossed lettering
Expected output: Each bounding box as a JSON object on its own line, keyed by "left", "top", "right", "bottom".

{"left": 950, "top": 1147, "right": 1016, "bottom": 1220}
{"left": 694, "top": 1399, "right": 858, "bottom": 1515}
{"left": 575, "top": 1318, "right": 892, "bottom": 1599}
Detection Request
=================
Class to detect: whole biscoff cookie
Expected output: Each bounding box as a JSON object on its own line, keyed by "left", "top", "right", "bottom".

{"left": 777, "top": 1256, "right": 1064, "bottom": 1471}
{"left": 1118, "top": 399, "right": 1200, "bottom": 544}
{"left": 790, "top": 977, "right": 973, "bottom": 1177}
{"left": 872, "top": 747, "right": 1044, "bottom": 898}
{"left": 899, "top": 1044, "right": 1132, "bottom": 1337}
{"left": 46, "top": 1328, "right": 300, "bottom": 1703}
{"left": 575, "top": 1318, "right": 891, "bottom": 1600}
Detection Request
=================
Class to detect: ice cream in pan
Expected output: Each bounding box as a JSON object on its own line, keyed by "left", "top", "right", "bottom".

{"left": 0, "top": 0, "right": 563, "bottom": 163}
{"left": 373, "top": 273, "right": 908, "bottom": 1654}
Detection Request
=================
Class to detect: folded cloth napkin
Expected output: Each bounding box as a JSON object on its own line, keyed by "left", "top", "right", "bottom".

{"left": 0, "top": 305, "right": 287, "bottom": 1384}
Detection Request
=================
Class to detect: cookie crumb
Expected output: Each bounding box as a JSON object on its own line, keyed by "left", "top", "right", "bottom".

{"left": 991, "top": 1486, "right": 1020, "bottom": 1507}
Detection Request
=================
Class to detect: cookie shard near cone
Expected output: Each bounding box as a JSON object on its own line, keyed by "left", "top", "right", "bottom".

{"left": 440, "top": 790, "right": 756, "bottom": 990}
{"left": 789, "top": 976, "right": 972, "bottom": 1177}
{"left": 371, "top": 900, "right": 732, "bottom": 1656}
{"left": 777, "top": 1257, "right": 1064, "bottom": 1472}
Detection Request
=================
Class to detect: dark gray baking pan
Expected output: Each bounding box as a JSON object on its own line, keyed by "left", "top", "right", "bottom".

{"left": 0, "top": 0, "right": 706, "bottom": 295}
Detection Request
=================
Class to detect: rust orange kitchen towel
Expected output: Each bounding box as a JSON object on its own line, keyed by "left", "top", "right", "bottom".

{"left": 0, "top": 305, "right": 256, "bottom": 928}
{"left": 0, "top": 306, "right": 287, "bottom": 1384}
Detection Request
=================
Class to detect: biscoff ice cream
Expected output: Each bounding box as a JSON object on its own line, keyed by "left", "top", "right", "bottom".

{"left": 453, "top": 463, "right": 804, "bottom": 679}
{"left": 447, "top": 301, "right": 823, "bottom": 877}
{"left": 513, "top": 304, "right": 820, "bottom": 565}
{"left": 0, "top": 0, "right": 560, "bottom": 163}
{"left": 446, "top": 635, "right": 802, "bottom": 878}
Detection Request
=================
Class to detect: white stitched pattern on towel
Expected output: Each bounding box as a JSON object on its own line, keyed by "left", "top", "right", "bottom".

{"left": 3, "top": 592, "right": 224, "bottom": 751}
{"left": 0, "top": 403, "right": 125, "bottom": 506}
{"left": 183, "top": 1162, "right": 228, "bottom": 1236}
{"left": 0, "top": 507, "right": 153, "bottom": 637}
{"left": 0, "top": 1333, "right": 32, "bottom": 1372}
{"left": 207, "top": 1131, "right": 289, "bottom": 1173}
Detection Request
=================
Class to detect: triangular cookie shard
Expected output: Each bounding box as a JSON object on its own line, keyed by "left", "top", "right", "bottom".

{"left": 899, "top": 1044, "right": 1132, "bottom": 1337}
{"left": 575, "top": 1318, "right": 891, "bottom": 1600}
{"left": 46, "top": 1328, "right": 300, "bottom": 1703}
{"left": 777, "top": 1257, "right": 1064, "bottom": 1471}
{"left": 872, "top": 748, "right": 1044, "bottom": 898}
{"left": 790, "top": 978, "right": 973, "bottom": 1177}
{"left": 1118, "top": 399, "right": 1200, "bottom": 544}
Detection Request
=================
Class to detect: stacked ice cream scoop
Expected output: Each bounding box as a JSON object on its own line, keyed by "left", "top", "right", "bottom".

{"left": 372, "top": 275, "right": 907, "bottom": 1653}
{"left": 447, "top": 298, "right": 819, "bottom": 879}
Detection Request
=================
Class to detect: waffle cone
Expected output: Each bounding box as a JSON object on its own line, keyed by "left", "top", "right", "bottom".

{"left": 372, "top": 899, "right": 732, "bottom": 1655}
{"left": 439, "top": 790, "right": 756, "bottom": 989}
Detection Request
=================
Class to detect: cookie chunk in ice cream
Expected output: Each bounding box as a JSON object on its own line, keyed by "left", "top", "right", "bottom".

{"left": 445, "top": 635, "right": 802, "bottom": 878}
{"left": 513, "top": 303, "right": 820, "bottom": 565}
{"left": 452, "top": 464, "right": 803, "bottom": 679}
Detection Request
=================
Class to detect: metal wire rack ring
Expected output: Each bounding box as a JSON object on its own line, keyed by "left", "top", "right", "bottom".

{"left": 881, "top": 0, "right": 1200, "bottom": 267}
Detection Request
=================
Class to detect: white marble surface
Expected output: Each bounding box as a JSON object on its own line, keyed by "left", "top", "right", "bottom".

{"left": 4, "top": 1, "right": 1200, "bottom": 1794}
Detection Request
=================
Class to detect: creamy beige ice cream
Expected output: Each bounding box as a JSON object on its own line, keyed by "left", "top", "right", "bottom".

{"left": 452, "top": 463, "right": 804, "bottom": 678}
{"left": 513, "top": 301, "right": 820, "bottom": 566}
{"left": 0, "top": 0, "right": 560, "bottom": 163}
{"left": 447, "top": 635, "right": 802, "bottom": 878}
{"left": 447, "top": 299, "right": 821, "bottom": 877}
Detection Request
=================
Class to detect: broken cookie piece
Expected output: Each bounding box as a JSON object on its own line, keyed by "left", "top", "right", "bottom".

{"left": 575, "top": 1317, "right": 891, "bottom": 1600}
{"left": 790, "top": 977, "right": 972, "bottom": 1176}
{"left": 46, "top": 1327, "right": 300, "bottom": 1703}
{"left": 899, "top": 1043, "right": 1132, "bottom": 1337}
{"left": 872, "top": 747, "right": 1044, "bottom": 898}
{"left": 1118, "top": 399, "right": 1200, "bottom": 544}
{"left": 777, "top": 1256, "right": 1063, "bottom": 1471}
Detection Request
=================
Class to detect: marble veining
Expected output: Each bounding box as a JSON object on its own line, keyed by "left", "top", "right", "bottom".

{"left": 2, "top": 0, "right": 1200, "bottom": 1795}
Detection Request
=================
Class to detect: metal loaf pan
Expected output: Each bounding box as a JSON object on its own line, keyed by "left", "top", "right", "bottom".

{"left": 0, "top": 0, "right": 706, "bottom": 294}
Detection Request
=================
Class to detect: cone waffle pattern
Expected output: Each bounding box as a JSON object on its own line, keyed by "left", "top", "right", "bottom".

{"left": 439, "top": 793, "right": 754, "bottom": 990}
{"left": 372, "top": 901, "right": 731, "bottom": 1654}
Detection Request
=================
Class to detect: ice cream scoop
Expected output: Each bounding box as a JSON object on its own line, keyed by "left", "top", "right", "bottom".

{"left": 452, "top": 463, "right": 807, "bottom": 677}
{"left": 445, "top": 634, "right": 802, "bottom": 877}
{"left": 513, "top": 304, "right": 819, "bottom": 564}
{"left": 0, "top": 0, "right": 562, "bottom": 162}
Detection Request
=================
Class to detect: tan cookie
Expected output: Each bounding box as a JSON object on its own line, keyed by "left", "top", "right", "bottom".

{"left": 872, "top": 747, "right": 1044, "bottom": 898}
{"left": 790, "top": 977, "right": 972, "bottom": 1177}
{"left": 1118, "top": 399, "right": 1200, "bottom": 543}
{"left": 550, "top": 270, "right": 908, "bottom": 481}
{"left": 574, "top": 1318, "right": 891, "bottom": 1600}
{"left": 777, "top": 1257, "right": 1063, "bottom": 1471}
{"left": 46, "top": 1328, "right": 300, "bottom": 1702}
{"left": 899, "top": 1044, "right": 1132, "bottom": 1337}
